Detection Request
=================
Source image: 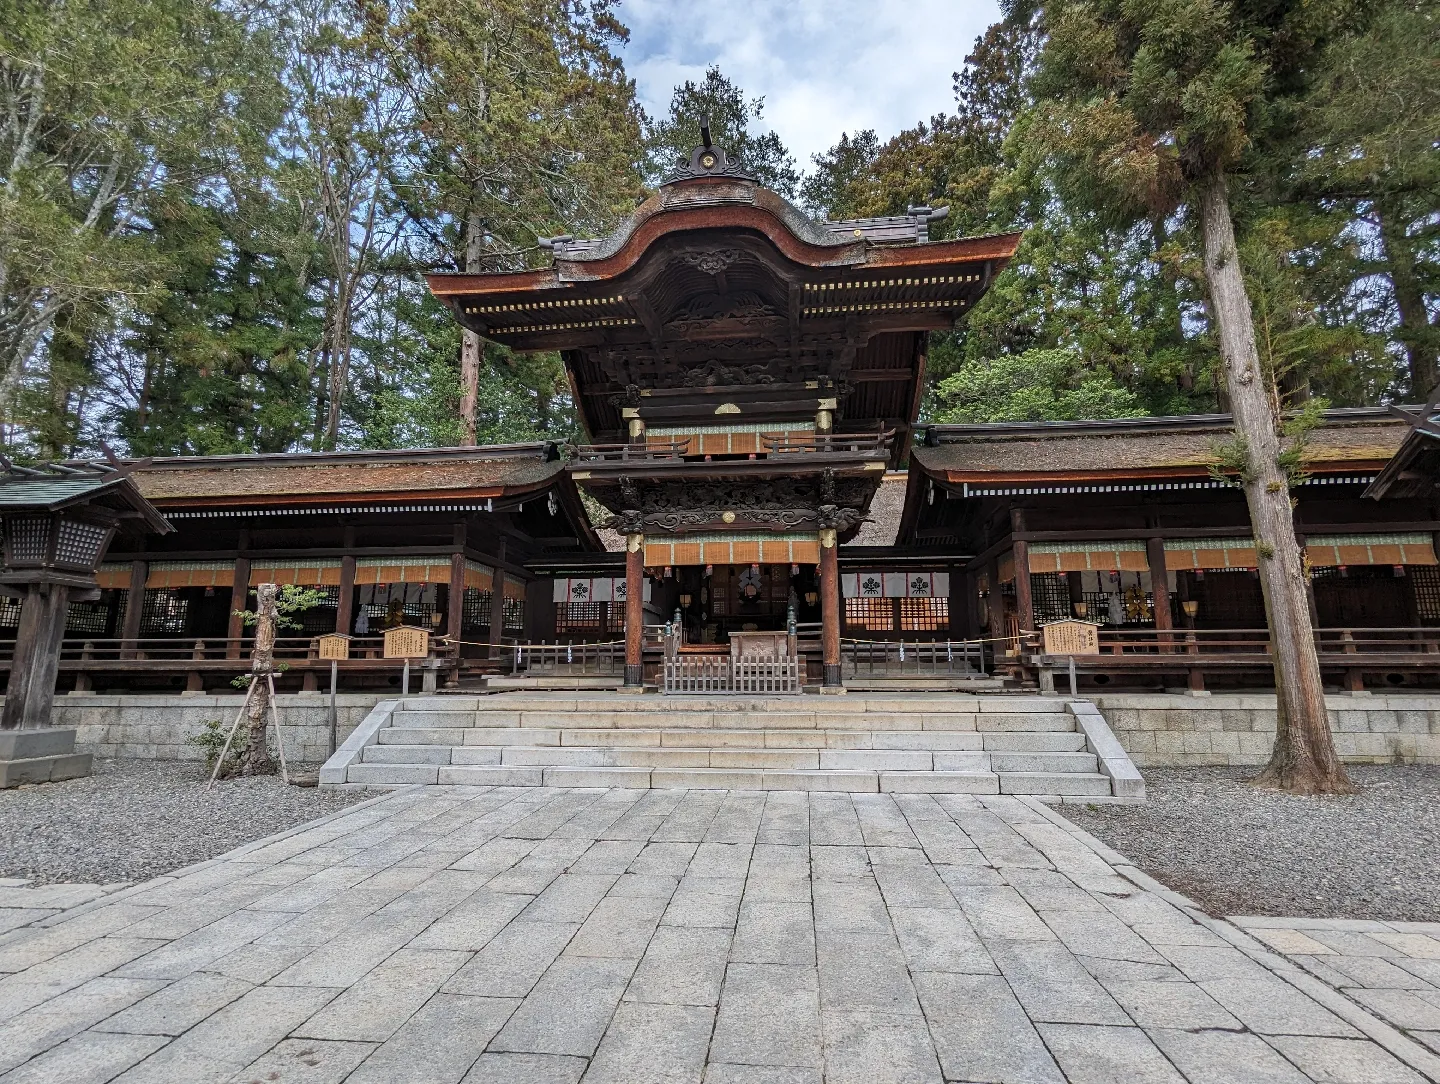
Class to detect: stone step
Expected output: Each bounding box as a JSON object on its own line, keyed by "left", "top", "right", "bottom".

{"left": 358, "top": 742, "right": 1094, "bottom": 776}
{"left": 342, "top": 760, "right": 1117, "bottom": 797}
{"left": 387, "top": 708, "right": 1076, "bottom": 733}
{"left": 377, "top": 725, "right": 1088, "bottom": 754}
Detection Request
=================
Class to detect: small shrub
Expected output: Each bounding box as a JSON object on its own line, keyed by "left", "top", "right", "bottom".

{"left": 186, "top": 719, "right": 238, "bottom": 773}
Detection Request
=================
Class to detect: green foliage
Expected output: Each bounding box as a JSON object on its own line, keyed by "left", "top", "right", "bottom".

{"left": 931, "top": 348, "right": 1146, "bottom": 424}
{"left": 185, "top": 719, "right": 238, "bottom": 772}
{"left": 234, "top": 585, "right": 330, "bottom": 631}
{"left": 645, "top": 66, "right": 799, "bottom": 197}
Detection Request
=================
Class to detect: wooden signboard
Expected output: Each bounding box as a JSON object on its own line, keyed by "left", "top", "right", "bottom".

{"left": 1041, "top": 620, "right": 1101, "bottom": 656}
{"left": 317, "top": 634, "right": 351, "bottom": 661}
{"left": 384, "top": 626, "right": 430, "bottom": 659}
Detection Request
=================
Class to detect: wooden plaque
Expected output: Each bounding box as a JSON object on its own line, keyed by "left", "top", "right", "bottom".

{"left": 317, "top": 634, "right": 351, "bottom": 661}
{"left": 1041, "top": 620, "right": 1101, "bottom": 656}
{"left": 384, "top": 626, "right": 430, "bottom": 659}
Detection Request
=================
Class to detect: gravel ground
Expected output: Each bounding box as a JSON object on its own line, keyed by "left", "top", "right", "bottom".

{"left": 0, "top": 758, "right": 366, "bottom": 886}
{"left": 1063, "top": 765, "right": 1440, "bottom": 921}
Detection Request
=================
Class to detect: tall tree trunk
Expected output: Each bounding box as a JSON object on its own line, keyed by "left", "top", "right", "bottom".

{"left": 1199, "top": 176, "right": 1351, "bottom": 795}
{"left": 459, "top": 207, "right": 483, "bottom": 446}
{"left": 325, "top": 278, "right": 351, "bottom": 450}
{"left": 1376, "top": 197, "right": 1439, "bottom": 398}
{"left": 238, "top": 583, "right": 278, "bottom": 776}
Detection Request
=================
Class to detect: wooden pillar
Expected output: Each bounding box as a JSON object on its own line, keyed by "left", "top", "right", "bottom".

{"left": 488, "top": 538, "right": 507, "bottom": 656}
{"left": 624, "top": 406, "right": 645, "bottom": 444}
{"left": 625, "top": 533, "right": 644, "bottom": 687}
{"left": 1010, "top": 510, "right": 1034, "bottom": 635}
{"left": 448, "top": 551, "right": 466, "bottom": 644}
{"left": 985, "top": 554, "right": 1002, "bottom": 637}
{"left": 820, "top": 528, "right": 841, "bottom": 687}
{"left": 336, "top": 556, "right": 357, "bottom": 635}
{"left": 1146, "top": 536, "right": 1173, "bottom": 644}
{"left": 1, "top": 584, "right": 70, "bottom": 730}
{"left": 120, "top": 560, "right": 147, "bottom": 660}
{"left": 335, "top": 526, "right": 357, "bottom": 636}
{"left": 225, "top": 556, "right": 250, "bottom": 659}
{"left": 816, "top": 397, "right": 836, "bottom": 435}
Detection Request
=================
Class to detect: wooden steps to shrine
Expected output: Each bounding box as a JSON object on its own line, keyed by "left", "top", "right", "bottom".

{"left": 322, "top": 693, "right": 1145, "bottom": 800}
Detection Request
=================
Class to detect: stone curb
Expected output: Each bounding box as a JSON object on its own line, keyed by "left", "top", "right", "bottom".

{"left": 23, "top": 784, "right": 421, "bottom": 932}
{"left": 1065, "top": 698, "right": 1146, "bottom": 798}
{"left": 1020, "top": 795, "right": 1440, "bottom": 1083}
{"left": 318, "top": 699, "right": 399, "bottom": 785}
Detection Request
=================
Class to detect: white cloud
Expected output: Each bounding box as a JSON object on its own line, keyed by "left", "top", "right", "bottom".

{"left": 618, "top": 0, "right": 1002, "bottom": 167}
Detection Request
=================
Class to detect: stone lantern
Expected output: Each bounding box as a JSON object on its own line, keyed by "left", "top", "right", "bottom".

{"left": 0, "top": 459, "right": 170, "bottom": 786}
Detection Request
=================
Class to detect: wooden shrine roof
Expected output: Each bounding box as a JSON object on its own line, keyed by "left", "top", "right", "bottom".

{"left": 120, "top": 444, "right": 568, "bottom": 508}
{"left": 425, "top": 169, "right": 1019, "bottom": 455}
{"left": 910, "top": 409, "right": 1408, "bottom": 485}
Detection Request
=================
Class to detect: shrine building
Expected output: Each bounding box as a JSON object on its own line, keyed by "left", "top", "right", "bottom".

{"left": 4, "top": 133, "right": 1436, "bottom": 697}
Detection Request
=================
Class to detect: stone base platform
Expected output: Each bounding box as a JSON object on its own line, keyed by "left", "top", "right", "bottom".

{"left": 0, "top": 727, "right": 92, "bottom": 788}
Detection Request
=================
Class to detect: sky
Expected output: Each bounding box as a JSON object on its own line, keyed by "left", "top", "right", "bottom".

{"left": 618, "top": 0, "right": 1003, "bottom": 169}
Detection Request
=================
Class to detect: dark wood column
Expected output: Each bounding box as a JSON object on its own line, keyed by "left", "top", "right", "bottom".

{"left": 447, "top": 554, "right": 465, "bottom": 646}
{"left": 1, "top": 584, "right": 70, "bottom": 730}
{"left": 336, "top": 557, "right": 357, "bottom": 635}
{"left": 225, "top": 556, "right": 250, "bottom": 659}
{"left": 488, "top": 537, "right": 508, "bottom": 656}
{"left": 120, "top": 560, "right": 147, "bottom": 660}
{"left": 820, "top": 528, "right": 841, "bottom": 687}
{"left": 625, "top": 533, "right": 644, "bottom": 686}
{"left": 1146, "top": 536, "right": 1174, "bottom": 634}
{"left": 335, "top": 526, "right": 357, "bottom": 636}
{"left": 1010, "top": 509, "right": 1034, "bottom": 634}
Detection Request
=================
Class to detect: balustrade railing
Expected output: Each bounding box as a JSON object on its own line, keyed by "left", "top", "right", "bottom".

{"left": 761, "top": 431, "right": 893, "bottom": 456}
{"left": 569, "top": 440, "right": 690, "bottom": 463}
{"left": 841, "top": 638, "right": 987, "bottom": 677}
{"left": 509, "top": 639, "right": 625, "bottom": 676}
{"left": 1027, "top": 626, "right": 1440, "bottom": 658}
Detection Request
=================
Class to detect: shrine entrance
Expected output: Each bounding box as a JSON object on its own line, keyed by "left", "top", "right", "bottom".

{"left": 665, "top": 563, "right": 822, "bottom": 644}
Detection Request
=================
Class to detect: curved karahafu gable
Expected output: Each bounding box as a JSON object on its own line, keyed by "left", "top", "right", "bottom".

{"left": 426, "top": 163, "right": 1019, "bottom": 456}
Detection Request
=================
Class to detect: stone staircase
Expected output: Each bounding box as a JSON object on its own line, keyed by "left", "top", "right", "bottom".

{"left": 321, "top": 693, "right": 1144, "bottom": 799}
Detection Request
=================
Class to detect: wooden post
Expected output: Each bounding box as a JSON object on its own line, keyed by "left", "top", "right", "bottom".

{"left": 336, "top": 556, "right": 356, "bottom": 635}
{"left": 1146, "top": 536, "right": 1173, "bottom": 650}
{"left": 226, "top": 556, "right": 250, "bottom": 659}
{"left": 328, "top": 658, "right": 338, "bottom": 755}
{"left": 120, "top": 560, "right": 147, "bottom": 660}
{"left": 488, "top": 538, "right": 507, "bottom": 657}
{"left": 447, "top": 551, "right": 465, "bottom": 674}
{"left": 625, "top": 533, "right": 644, "bottom": 687}
{"left": 1010, "top": 510, "right": 1034, "bottom": 636}
{"left": 1, "top": 584, "right": 70, "bottom": 730}
{"left": 820, "top": 528, "right": 841, "bottom": 688}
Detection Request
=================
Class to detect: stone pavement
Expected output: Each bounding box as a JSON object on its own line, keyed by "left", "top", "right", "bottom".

{"left": 1235, "top": 916, "right": 1440, "bottom": 1063}
{"left": 0, "top": 786, "right": 1435, "bottom": 1084}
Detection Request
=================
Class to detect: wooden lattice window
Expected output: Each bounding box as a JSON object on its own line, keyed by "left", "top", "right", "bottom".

{"left": 1029, "top": 573, "right": 1070, "bottom": 625}
{"left": 899, "top": 597, "right": 950, "bottom": 632}
{"left": 462, "top": 588, "right": 492, "bottom": 633}
{"left": 503, "top": 597, "right": 525, "bottom": 632}
{"left": 556, "top": 602, "right": 605, "bottom": 634}
{"left": 1413, "top": 567, "right": 1440, "bottom": 623}
{"left": 139, "top": 588, "right": 189, "bottom": 635}
{"left": 845, "top": 597, "right": 894, "bottom": 632}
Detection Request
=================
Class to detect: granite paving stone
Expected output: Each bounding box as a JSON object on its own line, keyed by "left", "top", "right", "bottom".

{"left": 1, "top": 784, "right": 1428, "bottom": 1084}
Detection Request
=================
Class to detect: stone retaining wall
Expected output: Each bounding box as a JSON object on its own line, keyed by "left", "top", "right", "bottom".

{"left": 1090, "top": 693, "right": 1440, "bottom": 767}
{"left": 49, "top": 693, "right": 386, "bottom": 765}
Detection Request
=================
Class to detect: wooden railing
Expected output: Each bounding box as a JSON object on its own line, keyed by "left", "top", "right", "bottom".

{"left": 509, "top": 639, "right": 625, "bottom": 676}
{"left": 842, "top": 638, "right": 987, "bottom": 678}
{"left": 662, "top": 654, "right": 801, "bottom": 695}
{"left": 761, "top": 432, "right": 893, "bottom": 455}
{"left": 570, "top": 440, "right": 690, "bottom": 463}
{"left": 1028, "top": 626, "right": 1440, "bottom": 658}
{"left": 1025, "top": 625, "right": 1440, "bottom": 693}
